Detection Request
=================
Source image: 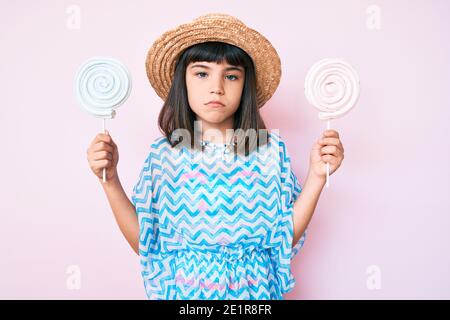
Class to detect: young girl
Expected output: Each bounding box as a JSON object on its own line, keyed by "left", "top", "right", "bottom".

{"left": 86, "top": 13, "right": 344, "bottom": 300}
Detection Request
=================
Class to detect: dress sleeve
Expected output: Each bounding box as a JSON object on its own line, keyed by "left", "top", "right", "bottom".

{"left": 131, "top": 146, "right": 165, "bottom": 299}
{"left": 270, "top": 133, "right": 308, "bottom": 294}
{"left": 279, "top": 134, "right": 307, "bottom": 254}
{"left": 131, "top": 150, "right": 153, "bottom": 216}
{"left": 289, "top": 168, "right": 308, "bottom": 258}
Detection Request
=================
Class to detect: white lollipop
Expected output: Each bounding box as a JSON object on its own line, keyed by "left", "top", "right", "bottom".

{"left": 75, "top": 57, "right": 132, "bottom": 182}
{"left": 304, "top": 58, "right": 360, "bottom": 188}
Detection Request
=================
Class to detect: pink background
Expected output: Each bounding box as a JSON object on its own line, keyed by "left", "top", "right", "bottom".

{"left": 1, "top": 0, "right": 449, "bottom": 299}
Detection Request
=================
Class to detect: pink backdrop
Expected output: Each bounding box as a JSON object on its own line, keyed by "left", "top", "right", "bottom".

{"left": 1, "top": 0, "right": 449, "bottom": 299}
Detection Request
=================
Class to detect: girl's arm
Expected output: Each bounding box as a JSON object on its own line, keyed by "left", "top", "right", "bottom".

{"left": 293, "top": 129, "right": 344, "bottom": 246}
{"left": 292, "top": 171, "right": 326, "bottom": 246}
{"left": 101, "top": 175, "right": 140, "bottom": 255}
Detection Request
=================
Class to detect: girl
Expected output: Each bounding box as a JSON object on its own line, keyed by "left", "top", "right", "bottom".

{"left": 86, "top": 13, "right": 344, "bottom": 300}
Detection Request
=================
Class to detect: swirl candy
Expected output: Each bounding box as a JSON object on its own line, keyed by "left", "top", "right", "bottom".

{"left": 75, "top": 57, "right": 132, "bottom": 182}
{"left": 76, "top": 57, "right": 131, "bottom": 119}
{"left": 304, "top": 58, "right": 360, "bottom": 187}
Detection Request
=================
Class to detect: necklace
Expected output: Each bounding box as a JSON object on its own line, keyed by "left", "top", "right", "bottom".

{"left": 201, "top": 135, "right": 237, "bottom": 156}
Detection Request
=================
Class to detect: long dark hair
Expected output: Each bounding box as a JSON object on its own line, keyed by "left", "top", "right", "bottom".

{"left": 158, "top": 41, "right": 270, "bottom": 156}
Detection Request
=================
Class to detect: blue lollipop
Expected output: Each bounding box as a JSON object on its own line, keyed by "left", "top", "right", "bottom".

{"left": 75, "top": 57, "right": 132, "bottom": 182}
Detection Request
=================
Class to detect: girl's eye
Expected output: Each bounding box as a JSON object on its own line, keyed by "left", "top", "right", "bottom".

{"left": 226, "top": 75, "right": 239, "bottom": 81}
{"left": 195, "top": 72, "right": 239, "bottom": 81}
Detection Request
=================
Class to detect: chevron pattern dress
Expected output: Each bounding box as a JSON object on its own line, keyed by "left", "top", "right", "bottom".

{"left": 131, "top": 131, "right": 307, "bottom": 300}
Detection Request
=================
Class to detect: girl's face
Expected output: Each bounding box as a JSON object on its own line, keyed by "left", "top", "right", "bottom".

{"left": 185, "top": 61, "right": 245, "bottom": 127}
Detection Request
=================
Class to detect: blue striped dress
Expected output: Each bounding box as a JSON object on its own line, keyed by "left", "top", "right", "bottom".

{"left": 131, "top": 131, "right": 307, "bottom": 299}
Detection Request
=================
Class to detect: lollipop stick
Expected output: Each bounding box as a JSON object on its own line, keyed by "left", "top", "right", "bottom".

{"left": 102, "top": 118, "right": 106, "bottom": 183}
{"left": 326, "top": 119, "right": 330, "bottom": 188}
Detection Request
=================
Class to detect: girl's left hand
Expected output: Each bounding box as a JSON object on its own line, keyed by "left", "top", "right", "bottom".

{"left": 309, "top": 129, "right": 345, "bottom": 180}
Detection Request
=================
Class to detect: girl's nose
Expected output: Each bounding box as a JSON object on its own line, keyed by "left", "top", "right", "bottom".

{"left": 210, "top": 75, "right": 224, "bottom": 95}
{"left": 210, "top": 88, "right": 223, "bottom": 95}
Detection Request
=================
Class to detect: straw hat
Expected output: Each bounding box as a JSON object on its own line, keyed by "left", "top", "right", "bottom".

{"left": 145, "top": 13, "right": 282, "bottom": 109}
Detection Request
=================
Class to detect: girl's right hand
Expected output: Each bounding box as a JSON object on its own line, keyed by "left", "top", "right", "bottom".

{"left": 87, "top": 131, "right": 119, "bottom": 181}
